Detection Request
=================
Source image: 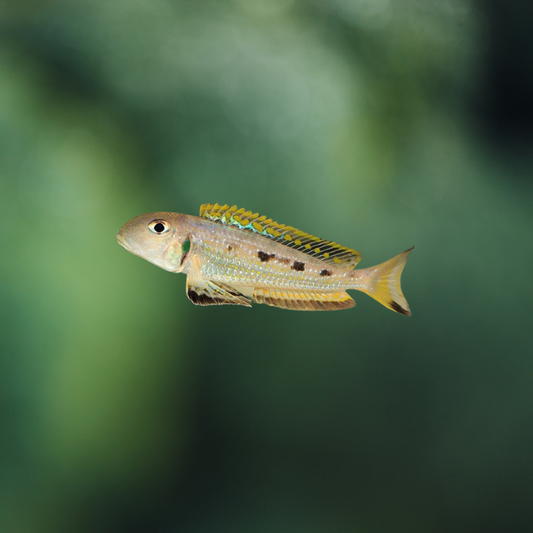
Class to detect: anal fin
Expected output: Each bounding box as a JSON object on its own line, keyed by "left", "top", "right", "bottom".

{"left": 253, "top": 288, "right": 355, "bottom": 311}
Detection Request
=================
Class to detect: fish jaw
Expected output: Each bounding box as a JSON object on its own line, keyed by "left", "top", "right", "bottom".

{"left": 116, "top": 229, "right": 132, "bottom": 252}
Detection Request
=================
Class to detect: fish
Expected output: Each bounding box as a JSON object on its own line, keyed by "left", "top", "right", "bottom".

{"left": 116, "top": 203, "right": 413, "bottom": 314}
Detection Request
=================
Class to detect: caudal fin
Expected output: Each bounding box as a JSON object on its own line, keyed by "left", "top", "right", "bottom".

{"left": 362, "top": 247, "right": 414, "bottom": 316}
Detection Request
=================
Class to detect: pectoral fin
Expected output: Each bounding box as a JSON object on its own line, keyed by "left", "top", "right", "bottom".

{"left": 186, "top": 278, "right": 252, "bottom": 306}
{"left": 253, "top": 288, "right": 355, "bottom": 311}
{"left": 185, "top": 256, "right": 251, "bottom": 307}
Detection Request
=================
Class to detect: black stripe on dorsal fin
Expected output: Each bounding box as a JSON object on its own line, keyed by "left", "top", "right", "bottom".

{"left": 199, "top": 203, "right": 362, "bottom": 268}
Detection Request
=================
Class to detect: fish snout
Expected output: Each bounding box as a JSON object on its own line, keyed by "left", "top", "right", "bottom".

{"left": 116, "top": 230, "right": 132, "bottom": 251}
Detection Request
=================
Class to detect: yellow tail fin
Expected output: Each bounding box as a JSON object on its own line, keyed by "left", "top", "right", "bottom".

{"left": 362, "top": 247, "right": 413, "bottom": 316}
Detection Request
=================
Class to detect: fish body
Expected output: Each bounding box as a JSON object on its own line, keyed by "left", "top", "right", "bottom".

{"left": 117, "top": 204, "right": 413, "bottom": 314}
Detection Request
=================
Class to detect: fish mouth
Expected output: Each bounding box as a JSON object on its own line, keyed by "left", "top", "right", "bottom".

{"left": 116, "top": 231, "right": 131, "bottom": 251}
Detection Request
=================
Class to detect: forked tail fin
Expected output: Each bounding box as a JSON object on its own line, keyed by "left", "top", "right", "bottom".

{"left": 361, "top": 247, "right": 414, "bottom": 316}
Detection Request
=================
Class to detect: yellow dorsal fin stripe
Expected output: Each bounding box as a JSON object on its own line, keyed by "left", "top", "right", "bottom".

{"left": 200, "top": 203, "right": 362, "bottom": 267}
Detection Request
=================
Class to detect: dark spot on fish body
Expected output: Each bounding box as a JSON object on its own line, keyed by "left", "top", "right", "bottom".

{"left": 389, "top": 300, "right": 410, "bottom": 316}
{"left": 292, "top": 260, "right": 305, "bottom": 271}
{"left": 227, "top": 244, "right": 233, "bottom": 251}
{"left": 320, "top": 269, "right": 332, "bottom": 276}
{"left": 258, "top": 251, "right": 275, "bottom": 262}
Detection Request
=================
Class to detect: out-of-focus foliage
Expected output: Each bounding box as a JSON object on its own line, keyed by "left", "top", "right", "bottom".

{"left": 1, "top": 1, "right": 532, "bottom": 532}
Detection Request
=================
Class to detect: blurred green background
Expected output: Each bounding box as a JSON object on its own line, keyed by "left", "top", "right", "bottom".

{"left": 1, "top": 1, "right": 533, "bottom": 532}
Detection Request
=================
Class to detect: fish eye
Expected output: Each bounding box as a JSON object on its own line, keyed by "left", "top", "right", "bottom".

{"left": 148, "top": 220, "right": 170, "bottom": 235}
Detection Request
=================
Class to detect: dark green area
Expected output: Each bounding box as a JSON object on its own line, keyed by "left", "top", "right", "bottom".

{"left": 1, "top": 1, "right": 532, "bottom": 532}
{"left": 182, "top": 237, "right": 191, "bottom": 256}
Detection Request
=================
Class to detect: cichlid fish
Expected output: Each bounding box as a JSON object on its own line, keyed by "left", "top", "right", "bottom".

{"left": 117, "top": 203, "right": 413, "bottom": 314}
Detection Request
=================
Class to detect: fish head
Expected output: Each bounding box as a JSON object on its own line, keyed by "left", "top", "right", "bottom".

{"left": 117, "top": 212, "right": 189, "bottom": 272}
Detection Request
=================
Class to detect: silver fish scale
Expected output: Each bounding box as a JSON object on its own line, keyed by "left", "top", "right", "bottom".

{"left": 198, "top": 241, "right": 349, "bottom": 291}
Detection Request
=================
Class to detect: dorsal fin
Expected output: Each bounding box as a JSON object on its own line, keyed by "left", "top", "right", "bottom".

{"left": 200, "top": 203, "right": 361, "bottom": 267}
